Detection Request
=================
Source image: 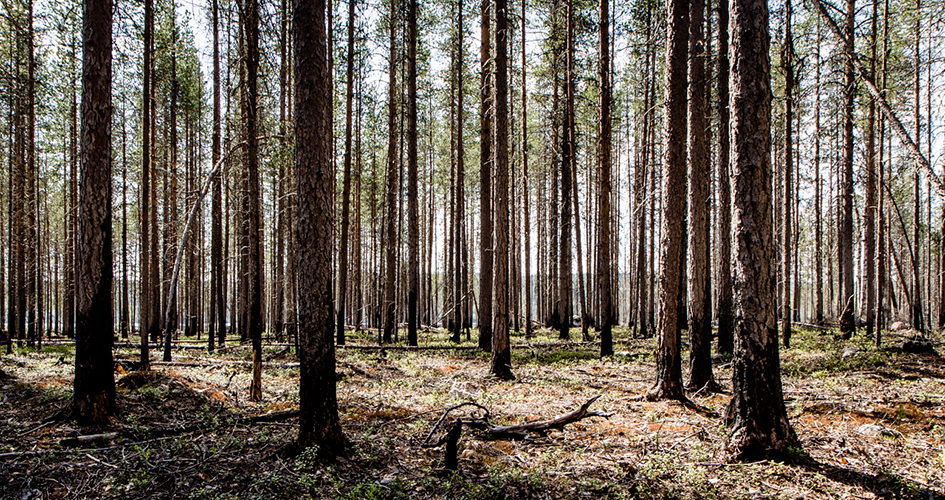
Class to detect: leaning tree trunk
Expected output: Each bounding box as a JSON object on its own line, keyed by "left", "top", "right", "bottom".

{"left": 72, "top": 0, "right": 115, "bottom": 425}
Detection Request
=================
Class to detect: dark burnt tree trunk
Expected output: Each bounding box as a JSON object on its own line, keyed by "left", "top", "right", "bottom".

{"left": 491, "top": 0, "right": 513, "bottom": 381}
{"left": 715, "top": 0, "right": 733, "bottom": 354}
{"left": 406, "top": 0, "right": 419, "bottom": 346}
{"left": 209, "top": 0, "right": 222, "bottom": 352}
{"left": 294, "top": 0, "right": 347, "bottom": 457}
{"left": 338, "top": 0, "right": 357, "bottom": 346}
{"left": 244, "top": 0, "right": 264, "bottom": 400}
{"left": 838, "top": 0, "right": 856, "bottom": 338}
{"left": 139, "top": 0, "right": 153, "bottom": 368}
{"left": 479, "top": 0, "right": 493, "bottom": 351}
{"left": 558, "top": 0, "right": 574, "bottom": 342}
{"left": 686, "top": 0, "right": 715, "bottom": 390}
{"left": 782, "top": 0, "right": 794, "bottom": 348}
{"left": 72, "top": 0, "right": 114, "bottom": 425}
{"left": 382, "top": 0, "right": 398, "bottom": 345}
{"left": 726, "top": 0, "right": 800, "bottom": 460}
{"left": 647, "top": 0, "right": 687, "bottom": 401}
{"left": 597, "top": 0, "right": 613, "bottom": 356}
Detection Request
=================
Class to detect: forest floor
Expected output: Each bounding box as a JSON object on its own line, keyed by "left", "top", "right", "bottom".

{"left": 0, "top": 325, "right": 943, "bottom": 499}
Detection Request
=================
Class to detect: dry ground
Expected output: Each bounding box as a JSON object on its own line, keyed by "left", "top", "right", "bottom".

{"left": 0, "top": 326, "right": 943, "bottom": 499}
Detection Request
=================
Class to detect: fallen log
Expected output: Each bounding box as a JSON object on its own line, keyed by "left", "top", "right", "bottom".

{"left": 422, "top": 396, "right": 611, "bottom": 471}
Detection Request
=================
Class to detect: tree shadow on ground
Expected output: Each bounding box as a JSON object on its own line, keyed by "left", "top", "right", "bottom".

{"left": 800, "top": 459, "right": 944, "bottom": 500}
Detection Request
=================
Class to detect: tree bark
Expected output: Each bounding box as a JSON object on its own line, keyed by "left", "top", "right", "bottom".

{"left": 781, "top": 0, "right": 794, "bottom": 348}
{"left": 715, "top": 0, "right": 732, "bottom": 355}
{"left": 686, "top": 0, "right": 714, "bottom": 390}
{"left": 382, "top": 0, "right": 398, "bottom": 345}
{"left": 479, "top": 0, "right": 493, "bottom": 351}
{"left": 406, "top": 0, "right": 419, "bottom": 346}
{"left": 294, "top": 0, "right": 347, "bottom": 456}
{"left": 338, "top": 0, "right": 358, "bottom": 346}
{"left": 726, "top": 0, "right": 800, "bottom": 460}
{"left": 597, "top": 0, "right": 613, "bottom": 356}
{"left": 491, "top": 0, "right": 513, "bottom": 380}
{"left": 72, "top": 0, "right": 114, "bottom": 425}
{"left": 244, "top": 0, "right": 264, "bottom": 400}
{"left": 647, "top": 0, "right": 687, "bottom": 401}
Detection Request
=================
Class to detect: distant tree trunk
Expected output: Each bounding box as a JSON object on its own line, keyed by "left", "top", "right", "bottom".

{"left": 686, "top": 0, "right": 714, "bottom": 390}
{"left": 782, "top": 0, "right": 794, "bottom": 348}
{"left": 244, "top": 0, "right": 264, "bottom": 400}
{"left": 647, "top": 0, "right": 687, "bottom": 401}
{"left": 839, "top": 0, "right": 856, "bottom": 338}
{"left": 726, "top": 0, "right": 800, "bottom": 459}
{"left": 26, "top": 0, "right": 38, "bottom": 348}
{"left": 337, "top": 0, "right": 357, "bottom": 346}
{"left": 294, "top": 0, "right": 347, "bottom": 457}
{"left": 382, "top": 0, "right": 398, "bottom": 345}
{"left": 715, "top": 0, "right": 732, "bottom": 354}
{"left": 139, "top": 0, "right": 153, "bottom": 369}
{"left": 121, "top": 111, "right": 129, "bottom": 340}
{"left": 406, "top": 0, "right": 419, "bottom": 346}
{"left": 491, "top": 0, "right": 513, "bottom": 380}
{"left": 597, "top": 0, "right": 613, "bottom": 356}
{"left": 72, "top": 0, "right": 115, "bottom": 425}
{"left": 479, "top": 0, "right": 493, "bottom": 350}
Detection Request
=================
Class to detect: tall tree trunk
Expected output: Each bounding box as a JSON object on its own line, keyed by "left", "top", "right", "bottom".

{"left": 558, "top": 0, "right": 574, "bottom": 342}
{"left": 838, "top": 0, "right": 856, "bottom": 338}
{"left": 726, "top": 0, "right": 800, "bottom": 459}
{"left": 209, "top": 0, "right": 222, "bottom": 352}
{"left": 782, "top": 0, "right": 794, "bottom": 347}
{"left": 647, "top": 0, "right": 687, "bottom": 401}
{"left": 522, "top": 0, "right": 531, "bottom": 340}
{"left": 479, "top": 0, "right": 493, "bottom": 350}
{"left": 244, "top": 0, "right": 264, "bottom": 400}
{"left": 406, "top": 0, "right": 419, "bottom": 346}
{"left": 597, "top": 0, "right": 613, "bottom": 355}
{"left": 338, "top": 0, "right": 358, "bottom": 346}
{"left": 715, "top": 0, "right": 732, "bottom": 354}
{"left": 865, "top": 0, "right": 877, "bottom": 340}
{"left": 686, "top": 0, "right": 715, "bottom": 389}
{"left": 491, "top": 0, "right": 513, "bottom": 380}
{"left": 73, "top": 0, "right": 114, "bottom": 425}
{"left": 294, "top": 0, "right": 347, "bottom": 457}
{"left": 814, "top": 15, "right": 823, "bottom": 326}
{"left": 139, "top": 0, "right": 153, "bottom": 368}
{"left": 911, "top": 0, "right": 923, "bottom": 334}
{"left": 382, "top": 0, "right": 398, "bottom": 345}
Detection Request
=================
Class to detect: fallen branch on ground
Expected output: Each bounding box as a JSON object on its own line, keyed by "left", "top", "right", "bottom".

{"left": 422, "top": 396, "right": 612, "bottom": 471}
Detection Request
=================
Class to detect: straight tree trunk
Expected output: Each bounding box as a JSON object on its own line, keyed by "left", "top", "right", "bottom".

{"left": 139, "top": 0, "right": 153, "bottom": 368}
{"left": 382, "top": 0, "right": 399, "bottom": 345}
{"left": 597, "top": 0, "right": 613, "bottom": 356}
{"left": 491, "top": 0, "right": 513, "bottom": 380}
{"left": 647, "top": 0, "right": 687, "bottom": 401}
{"left": 686, "top": 0, "right": 715, "bottom": 390}
{"left": 337, "top": 0, "right": 358, "bottom": 346}
{"left": 726, "top": 0, "right": 800, "bottom": 459}
{"left": 715, "top": 0, "right": 733, "bottom": 354}
{"left": 865, "top": 0, "right": 878, "bottom": 340}
{"left": 294, "top": 0, "right": 347, "bottom": 457}
{"left": 72, "top": 0, "right": 115, "bottom": 425}
{"left": 814, "top": 15, "right": 823, "bottom": 325}
{"left": 479, "top": 0, "right": 493, "bottom": 350}
{"left": 911, "top": 0, "right": 923, "bottom": 333}
{"left": 209, "top": 0, "right": 222, "bottom": 352}
{"left": 838, "top": 0, "right": 856, "bottom": 338}
{"left": 244, "top": 0, "right": 264, "bottom": 400}
{"left": 782, "top": 0, "right": 794, "bottom": 348}
{"left": 406, "top": 0, "right": 419, "bottom": 346}
{"left": 558, "top": 0, "right": 574, "bottom": 341}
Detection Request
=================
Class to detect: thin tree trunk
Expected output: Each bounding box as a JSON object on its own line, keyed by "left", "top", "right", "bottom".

{"left": 715, "top": 0, "right": 732, "bottom": 354}
{"left": 382, "top": 0, "right": 399, "bottom": 345}
{"left": 337, "top": 0, "right": 358, "bottom": 346}
{"left": 479, "top": 0, "right": 493, "bottom": 350}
